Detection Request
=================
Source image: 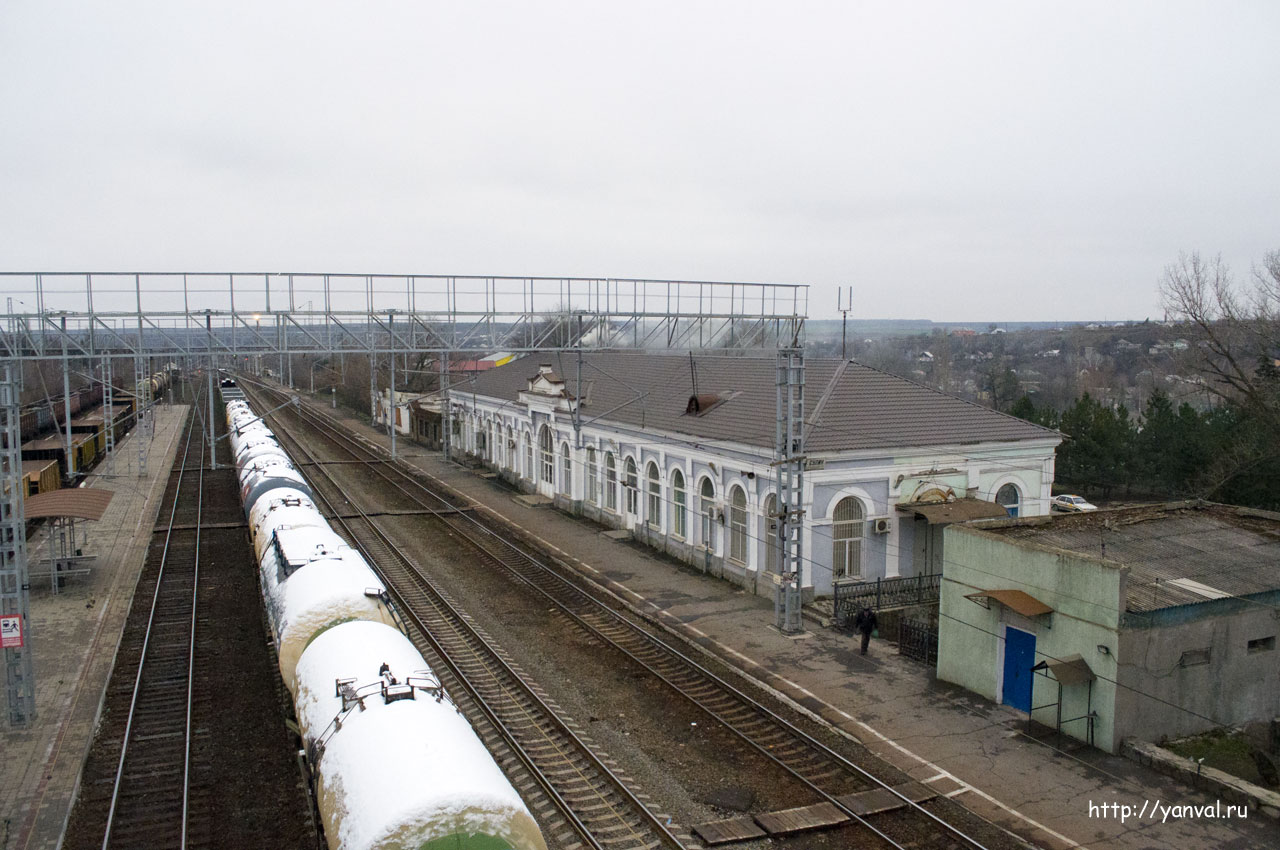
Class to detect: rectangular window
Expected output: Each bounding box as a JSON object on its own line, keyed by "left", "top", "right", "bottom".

{"left": 1179, "top": 648, "right": 1211, "bottom": 667}
{"left": 586, "top": 453, "right": 598, "bottom": 505}
{"left": 1248, "top": 636, "right": 1276, "bottom": 654}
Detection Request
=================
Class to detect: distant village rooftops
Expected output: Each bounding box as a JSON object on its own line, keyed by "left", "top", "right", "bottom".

{"left": 465, "top": 351, "right": 1060, "bottom": 455}
{"left": 967, "top": 501, "right": 1280, "bottom": 612}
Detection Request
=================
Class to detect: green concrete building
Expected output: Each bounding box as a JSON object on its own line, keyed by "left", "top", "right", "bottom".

{"left": 938, "top": 502, "right": 1280, "bottom": 753}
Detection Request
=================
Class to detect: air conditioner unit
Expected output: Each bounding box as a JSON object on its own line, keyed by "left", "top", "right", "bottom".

{"left": 710, "top": 505, "right": 726, "bottom": 523}
{"left": 872, "top": 517, "right": 892, "bottom": 534}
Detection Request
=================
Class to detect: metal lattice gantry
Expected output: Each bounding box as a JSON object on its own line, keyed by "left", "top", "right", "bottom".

{"left": 0, "top": 273, "right": 808, "bottom": 362}
{"left": 0, "top": 271, "right": 809, "bottom": 727}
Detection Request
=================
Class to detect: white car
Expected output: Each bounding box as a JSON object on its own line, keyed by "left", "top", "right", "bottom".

{"left": 1052, "top": 494, "right": 1098, "bottom": 513}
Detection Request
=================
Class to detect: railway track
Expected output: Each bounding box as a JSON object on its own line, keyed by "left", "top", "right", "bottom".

{"left": 245, "top": 385, "right": 687, "bottom": 850}
{"left": 245, "top": 378, "right": 996, "bottom": 850}
{"left": 100, "top": 394, "right": 207, "bottom": 849}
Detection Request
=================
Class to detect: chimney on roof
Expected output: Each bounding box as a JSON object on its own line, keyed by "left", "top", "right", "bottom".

{"left": 539, "top": 363, "right": 553, "bottom": 375}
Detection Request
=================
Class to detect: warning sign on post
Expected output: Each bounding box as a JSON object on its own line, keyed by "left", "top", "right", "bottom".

{"left": 0, "top": 614, "right": 23, "bottom": 649}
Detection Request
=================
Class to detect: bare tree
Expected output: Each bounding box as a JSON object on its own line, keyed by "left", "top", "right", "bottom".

{"left": 1160, "top": 250, "right": 1280, "bottom": 427}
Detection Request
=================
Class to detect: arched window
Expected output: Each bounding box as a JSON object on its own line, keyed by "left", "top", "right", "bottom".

{"left": 605, "top": 453, "right": 618, "bottom": 511}
{"left": 671, "top": 468, "right": 687, "bottom": 539}
{"left": 646, "top": 462, "right": 661, "bottom": 529}
{"left": 699, "top": 477, "right": 716, "bottom": 550}
{"left": 728, "top": 486, "right": 748, "bottom": 564}
{"left": 538, "top": 425, "right": 554, "bottom": 483}
{"left": 996, "top": 483, "right": 1021, "bottom": 517}
{"left": 832, "top": 497, "right": 865, "bottom": 579}
{"left": 505, "top": 425, "right": 513, "bottom": 469}
{"left": 561, "top": 443, "right": 572, "bottom": 495}
{"left": 586, "top": 447, "right": 598, "bottom": 505}
{"left": 624, "top": 457, "right": 639, "bottom": 515}
{"left": 523, "top": 431, "right": 533, "bottom": 478}
{"left": 764, "top": 493, "right": 779, "bottom": 573}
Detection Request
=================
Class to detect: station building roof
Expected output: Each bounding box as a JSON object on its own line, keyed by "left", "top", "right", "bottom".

{"left": 463, "top": 352, "right": 1060, "bottom": 455}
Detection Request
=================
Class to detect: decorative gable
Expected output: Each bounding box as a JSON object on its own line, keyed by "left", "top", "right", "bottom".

{"left": 518, "top": 364, "right": 579, "bottom": 412}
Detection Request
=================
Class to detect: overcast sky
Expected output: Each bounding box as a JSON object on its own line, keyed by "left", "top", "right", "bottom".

{"left": 1, "top": 1, "right": 1276, "bottom": 321}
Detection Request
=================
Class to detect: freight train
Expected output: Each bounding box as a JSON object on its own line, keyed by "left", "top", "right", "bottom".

{"left": 226, "top": 399, "right": 547, "bottom": 850}
{"left": 18, "top": 388, "right": 137, "bottom": 492}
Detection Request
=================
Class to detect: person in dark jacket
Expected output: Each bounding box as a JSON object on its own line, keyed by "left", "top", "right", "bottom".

{"left": 852, "top": 606, "right": 877, "bottom": 655}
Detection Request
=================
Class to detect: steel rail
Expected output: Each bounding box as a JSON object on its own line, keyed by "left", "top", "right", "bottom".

{"left": 101, "top": 389, "right": 205, "bottom": 849}
{"left": 251, "top": 377, "right": 995, "bottom": 850}
{"left": 243, "top": 381, "right": 684, "bottom": 850}
{"left": 280, "top": 397, "right": 918, "bottom": 848}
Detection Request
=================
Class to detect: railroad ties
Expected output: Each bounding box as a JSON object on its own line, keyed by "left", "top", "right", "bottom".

{"left": 244, "top": 377, "right": 994, "bottom": 850}
{"left": 243, "top": 379, "right": 689, "bottom": 850}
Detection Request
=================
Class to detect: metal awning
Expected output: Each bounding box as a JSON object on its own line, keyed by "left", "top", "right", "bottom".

{"left": 898, "top": 498, "right": 1010, "bottom": 525}
{"left": 25, "top": 488, "right": 115, "bottom": 521}
{"left": 1033, "top": 654, "right": 1095, "bottom": 685}
{"left": 965, "top": 588, "right": 1053, "bottom": 617}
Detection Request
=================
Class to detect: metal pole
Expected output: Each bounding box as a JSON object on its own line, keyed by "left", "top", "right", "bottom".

{"left": 440, "top": 354, "right": 451, "bottom": 461}
{"left": 206, "top": 313, "right": 217, "bottom": 470}
{"left": 574, "top": 342, "right": 583, "bottom": 449}
{"left": 388, "top": 310, "right": 397, "bottom": 460}
{"left": 1, "top": 362, "right": 37, "bottom": 726}
{"left": 774, "top": 345, "right": 806, "bottom": 634}
{"left": 61, "top": 315, "right": 74, "bottom": 482}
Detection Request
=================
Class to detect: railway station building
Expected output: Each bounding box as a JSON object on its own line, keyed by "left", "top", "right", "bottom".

{"left": 938, "top": 502, "right": 1280, "bottom": 753}
{"left": 448, "top": 352, "right": 1061, "bottom": 600}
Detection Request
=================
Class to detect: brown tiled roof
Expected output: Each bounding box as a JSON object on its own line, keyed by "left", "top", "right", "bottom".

{"left": 463, "top": 352, "right": 1059, "bottom": 454}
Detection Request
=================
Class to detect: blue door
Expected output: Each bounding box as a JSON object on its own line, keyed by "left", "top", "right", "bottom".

{"left": 1002, "top": 627, "right": 1035, "bottom": 713}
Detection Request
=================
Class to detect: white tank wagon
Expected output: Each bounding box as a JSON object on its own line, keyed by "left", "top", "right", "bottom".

{"left": 239, "top": 457, "right": 314, "bottom": 515}
{"left": 296, "top": 621, "right": 547, "bottom": 850}
{"left": 229, "top": 422, "right": 278, "bottom": 460}
{"left": 248, "top": 489, "right": 331, "bottom": 561}
{"left": 260, "top": 526, "right": 400, "bottom": 693}
{"left": 222, "top": 400, "right": 548, "bottom": 850}
{"left": 232, "top": 431, "right": 281, "bottom": 461}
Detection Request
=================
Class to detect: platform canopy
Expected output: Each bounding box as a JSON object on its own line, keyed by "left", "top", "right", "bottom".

{"left": 25, "top": 488, "right": 114, "bottom": 521}
{"left": 1033, "top": 654, "right": 1095, "bottom": 685}
{"left": 899, "top": 498, "right": 1010, "bottom": 525}
{"left": 964, "top": 588, "right": 1053, "bottom": 617}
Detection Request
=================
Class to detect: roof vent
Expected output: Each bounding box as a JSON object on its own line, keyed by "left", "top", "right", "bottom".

{"left": 686, "top": 393, "right": 735, "bottom": 416}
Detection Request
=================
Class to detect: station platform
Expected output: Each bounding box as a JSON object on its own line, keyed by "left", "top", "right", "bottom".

{"left": 311, "top": 395, "right": 1275, "bottom": 850}
{"left": 0, "top": 405, "right": 188, "bottom": 850}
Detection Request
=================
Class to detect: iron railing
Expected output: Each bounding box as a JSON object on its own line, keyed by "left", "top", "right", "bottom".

{"left": 833, "top": 572, "right": 941, "bottom": 626}
{"left": 898, "top": 619, "right": 939, "bottom": 666}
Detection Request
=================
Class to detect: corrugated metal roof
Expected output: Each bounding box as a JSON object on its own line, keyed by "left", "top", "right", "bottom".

{"left": 26, "top": 488, "right": 115, "bottom": 520}
{"left": 464, "top": 352, "right": 1059, "bottom": 454}
{"left": 966, "top": 588, "right": 1054, "bottom": 617}
{"left": 1037, "top": 654, "right": 1095, "bottom": 685}
{"left": 991, "top": 503, "right": 1280, "bottom": 612}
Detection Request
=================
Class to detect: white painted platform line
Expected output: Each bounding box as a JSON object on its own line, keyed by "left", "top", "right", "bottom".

{"left": 853, "top": 720, "right": 1088, "bottom": 850}
{"left": 465, "top": 481, "right": 1089, "bottom": 850}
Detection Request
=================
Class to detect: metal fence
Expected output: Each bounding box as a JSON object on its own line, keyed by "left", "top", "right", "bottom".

{"left": 898, "top": 619, "right": 939, "bottom": 666}
{"left": 833, "top": 573, "right": 941, "bottom": 627}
